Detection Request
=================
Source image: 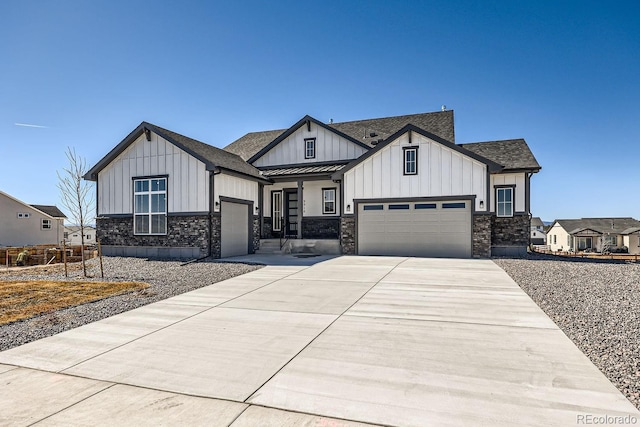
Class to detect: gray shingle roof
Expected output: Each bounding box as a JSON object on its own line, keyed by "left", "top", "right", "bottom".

{"left": 224, "top": 111, "right": 455, "bottom": 161}
{"left": 531, "top": 217, "right": 544, "bottom": 227}
{"left": 459, "top": 139, "right": 541, "bottom": 172}
{"left": 85, "top": 122, "right": 268, "bottom": 182}
{"left": 31, "top": 205, "right": 66, "bottom": 218}
{"left": 555, "top": 218, "right": 640, "bottom": 235}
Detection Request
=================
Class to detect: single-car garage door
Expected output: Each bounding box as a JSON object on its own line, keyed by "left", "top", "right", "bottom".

{"left": 357, "top": 200, "right": 472, "bottom": 258}
{"left": 221, "top": 201, "right": 249, "bottom": 258}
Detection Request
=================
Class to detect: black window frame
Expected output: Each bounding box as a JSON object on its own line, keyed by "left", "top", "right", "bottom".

{"left": 133, "top": 176, "right": 168, "bottom": 235}
{"left": 322, "top": 187, "right": 336, "bottom": 214}
{"left": 403, "top": 146, "right": 418, "bottom": 175}
{"left": 495, "top": 186, "right": 514, "bottom": 217}
{"left": 304, "top": 138, "right": 316, "bottom": 159}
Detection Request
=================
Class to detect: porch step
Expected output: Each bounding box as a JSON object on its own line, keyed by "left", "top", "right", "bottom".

{"left": 256, "top": 239, "right": 284, "bottom": 254}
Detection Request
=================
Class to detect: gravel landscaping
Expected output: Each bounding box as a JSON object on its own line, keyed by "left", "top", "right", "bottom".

{"left": 0, "top": 257, "right": 262, "bottom": 351}
{"left": 494, "top": 254, "right": 640, "bottom": 410}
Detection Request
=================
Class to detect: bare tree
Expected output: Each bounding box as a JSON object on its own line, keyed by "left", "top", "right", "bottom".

{"left": 57, "top": 147, "right": 95, "bottom": 277}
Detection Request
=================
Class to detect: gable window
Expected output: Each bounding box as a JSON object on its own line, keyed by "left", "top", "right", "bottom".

{"left": 17, "top": 212, "right": 30, "bottom": 218}
{"left": 42, "top": 219, "right": 52, "bottom": 229}
{"left": 134, "top": 177, "right": 167, "bottom": 235}
{"left": 403, "top": 147, "right": 418, "bottom": 175}
{"left": 323, "top": 188, "right": 336, "bottom": 214}
{"left": 304, "top": 138, "right": 316, "bottom": 159}
{"left": 496, "top": 187, "right": 513, "bottom": 217}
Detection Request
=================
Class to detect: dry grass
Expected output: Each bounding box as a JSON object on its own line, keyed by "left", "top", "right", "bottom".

{"left": 0, "top": 280, "right": 149, "bottom": 325}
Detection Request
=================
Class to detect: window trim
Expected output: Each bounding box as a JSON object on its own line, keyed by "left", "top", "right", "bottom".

{"left": 495, "top": 186, "right": 514, "bottom": 217}
{"left": 322, "top": 187, "right": 337, "bottom": 214}
{"left": 403, "top": 146, "right": 418, "bottom": 175}
{"left": 304, "top": 138, "right": 316, "bottom": 159}
{"left": 133, "top": 176, "right": 168, "bottom": 235}
{"left": 271, "top": 190, "right": 282, "bottom": 231}
{"left": 41, "top": 219, "right": 52, "bottom": 230}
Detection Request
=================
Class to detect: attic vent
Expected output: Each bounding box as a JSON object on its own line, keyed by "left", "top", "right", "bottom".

{"left": 369, "top": 132, "right": 378, "bottom": 138}
{"left": 371, "top": 140, "right": 378, "bottom": 145}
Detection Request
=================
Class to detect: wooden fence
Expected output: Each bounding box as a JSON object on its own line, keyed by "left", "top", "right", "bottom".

{"left": 1, "top": 244, "right": 96, "bottom": 268}
{"left": 532, "top": 246, "right": 640, "bottom": 262}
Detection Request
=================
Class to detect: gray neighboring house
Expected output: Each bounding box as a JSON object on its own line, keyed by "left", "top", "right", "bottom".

{"left": 88, "top": 110, "right": 541, "bottom": 259}
{"left": 547, "top": 217, "right": 640, "bottom": 254}
{"left": 0, "top": 190, "right": 66, "bottom": 246}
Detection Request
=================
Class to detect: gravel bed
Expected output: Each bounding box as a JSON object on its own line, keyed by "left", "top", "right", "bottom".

{"left": 0, "top": 257, "right": 262, "bottom": 351}
{"left": 494, "top": 254, "right": 640, "bottom": 410}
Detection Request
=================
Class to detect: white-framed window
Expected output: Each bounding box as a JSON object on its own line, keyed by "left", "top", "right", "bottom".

{"left": 604, "top": 235, "right": 617, "bottom": 245}
{"left": 272, "top": 191, "right": 282, "bottom": 232}
{"left": 304, "top": 138, "right": 316, "bottom": 159}
{"left": 134, "top": 177, "right": 167, "bottom": 235}
{"left": 17, "top": 212, "right": 30, "bottom": 218}
{"left": 403, "top": 147, "right": 418, "bottom": 175}
{"left": 496, "top": 187, "right": 513, "bottom": 217}
{"left": 42, "top": 219, "right": 52, "bottom": 229}
{"left": 322, "top": 188, "right": 336, "bottom": 214}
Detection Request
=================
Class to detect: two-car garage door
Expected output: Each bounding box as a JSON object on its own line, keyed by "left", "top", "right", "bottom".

{"left": 357, "top": 200, "right": 472, "bottom": 258}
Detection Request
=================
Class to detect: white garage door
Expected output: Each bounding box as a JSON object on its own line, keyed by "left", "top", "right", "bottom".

{"left": 357, "top": 200, "right": 472, "bottom": 258}
{"left": 221, "top": 201, "right": 249, "bottom": 258}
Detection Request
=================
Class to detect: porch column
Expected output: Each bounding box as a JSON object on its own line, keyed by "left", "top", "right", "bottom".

{"left": 297, "top": 180, "right": 303, "bottom": 239}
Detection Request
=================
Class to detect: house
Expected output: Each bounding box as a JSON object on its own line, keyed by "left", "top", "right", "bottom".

{"left": 547, "top": 218, "right": 640, "bottom": 254}
{"left": 530, "top": 217, "right": 546, "bottom": 245}
{"left": 64, "top": 225, "right": 97, "bottom": 245}
{"left": 86, "top": 110, "right": 541, "bottom": 259}
{"left": 0, "top": 190, "right": 66, "bottom": 246}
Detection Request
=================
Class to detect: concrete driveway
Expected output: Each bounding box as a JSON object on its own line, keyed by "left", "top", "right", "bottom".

{"left": 1, "top": 256, "right": 638, "bottom": 426}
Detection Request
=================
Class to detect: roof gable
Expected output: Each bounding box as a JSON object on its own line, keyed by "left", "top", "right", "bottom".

{"left": 247, "top": 115, "right": 371, "bottom": 165}
{"left": 85, "top": 122, "right": 268, "bottom": 182}
{"left": 333, "top": 124, "right": 503, "bottom": 179}
{"left": 0, "top": 191, "right": 66, "bottom": 219}
{"left": 224, "top": 110, "right": 455, "bottom": 161}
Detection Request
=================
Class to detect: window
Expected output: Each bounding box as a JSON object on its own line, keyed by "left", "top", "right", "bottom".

{"left": 443, "top": 202, "right": 466, "bottom": 209}
{"left": 403, "top": 147, "right": 418, "bottom": 175}
{"left": 496, "top": 187, "right": 513, "bottom": 217}
{"left": 64, "top": 232, "right": 69, "bottom": 239}
{"left": 17, "top": 212, "right": 30, "bottom": 218}
{"left": 554, "top": 235, "right": 557, "bottom": 244}
{"left": 322, "top": 188, "right": 336, "bottom": 214}
{"left": 86, "top": 234, "right": 92, "bottom": 240}
{"left": 604, "top": 235, "right": 616, "bottom": 245}
{"left": 272, "top": 191, "right": 282, "bottom": 231}
{"left": 304, "top": 138, "right": 316, "bottom": 159}
{"left": 42, "top": 219, "right": 52, "bottom": 229}
{"left": 134, "top": 177, "right": 167, "bottom": 235}
{"left": 389, "top": 204, "right": 410, "bottom": 210}
{"left": 415, "top": 203, "right": 436, "bottom": 209}
{"left": 363, "top": 205, "right": 384, "bottom": 211}
{"left": 567, "top": 236, "right": 571, "bottom": 246}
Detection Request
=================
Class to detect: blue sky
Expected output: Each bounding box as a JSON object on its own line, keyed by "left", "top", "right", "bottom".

{"left": 1, "top": 0, "right": 638, "bottom": 222}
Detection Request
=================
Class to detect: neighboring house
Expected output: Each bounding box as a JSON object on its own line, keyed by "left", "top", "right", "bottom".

{"left": 64, "top": 225, "right": 96, "bottom": 245}
{"left": 0, "top": 190, "right": 66, "bottom": 246}
{"left": 530, "top": 217, "right": 547, "bottom": 245}
{"left": 547, "top": 218, "right": 640, "bottom": 254}
{"left": 87, "top": 110, "right": 541, "bottom": 259}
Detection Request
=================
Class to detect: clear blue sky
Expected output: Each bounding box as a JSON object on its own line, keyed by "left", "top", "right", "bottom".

{"left": 1, "top": 1, "right": 638, "bottom": 222}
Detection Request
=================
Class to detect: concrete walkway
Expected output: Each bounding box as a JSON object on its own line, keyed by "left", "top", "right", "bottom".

{"left": 1, "top": 256, "right": 638, "bottom": 426}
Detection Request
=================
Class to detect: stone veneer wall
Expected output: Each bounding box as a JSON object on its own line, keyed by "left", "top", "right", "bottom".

{"left": 252, "top": 216, "right": 260, "bottom": 252}
{"left": 301, "top": 217, "right": 340, "bottom": 239}
{"left": 261, "top": 217, "right": 273, "bottom": 239}
{"left": 491, "top": 215, "right": 531, "bottom": 247}
{"left": 97, "top": 215, "right": 211, "bottom": 258}
{"left": 210, "top": 215, "right": 221, "bottom": 258}
{"left": 472, "top": 214, "right": 492, "bottom": 258}
{"left": 340, "top": 216, "right": 356, "bottom": 255}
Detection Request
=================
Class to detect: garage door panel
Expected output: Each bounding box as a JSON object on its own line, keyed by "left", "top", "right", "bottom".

{"left": 221, "top": 202, "right": 249, "bottom": 258}
{"left": 357, "top": 201, "right": 471, "bottom": 258}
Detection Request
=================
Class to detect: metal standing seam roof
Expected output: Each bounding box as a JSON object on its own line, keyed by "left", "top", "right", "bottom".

{"left": 260, "top": 164, "right": 346, "bottom": 177}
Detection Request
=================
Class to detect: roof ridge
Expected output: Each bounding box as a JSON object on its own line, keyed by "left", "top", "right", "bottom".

{"left": 331, "top": 110, "right": 450, "bottom": 126}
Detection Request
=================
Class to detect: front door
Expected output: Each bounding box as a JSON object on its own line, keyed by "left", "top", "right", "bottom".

{"left": 284, "top": 190, "right": 298, "bottom": 237}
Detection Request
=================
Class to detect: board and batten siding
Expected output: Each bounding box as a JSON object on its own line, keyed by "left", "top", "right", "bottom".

{"left": 489, "top": 173, "right": 526, "bottom": 213}
{"left": 253, "top": 123, "right": 367, "bottom": 167}
{"left": 98, "top": 132, "right": 209, "bottom": 215}
{"left": 214, "top": 173, "right": 259, "bottom": 212}
{"left": 342, "top": 132, "right": 487, "bottom": 213}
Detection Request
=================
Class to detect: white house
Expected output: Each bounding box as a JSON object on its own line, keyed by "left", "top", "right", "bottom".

{"left": 64, "top": 225, "right": 96, "bottom": 245}
{"left": 547, "top": 218, "right": 640, "bottom": 254}
{"left": 87, "top": 110, "right": 541, "bottom": 259}
{"left": 0, "top": 190, "right": 66, "bottom": 247}
{"left": 530, "top": 217, "right": 546, "bottom": 245}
